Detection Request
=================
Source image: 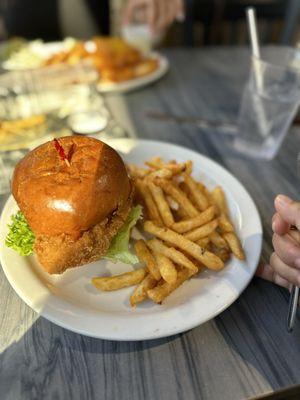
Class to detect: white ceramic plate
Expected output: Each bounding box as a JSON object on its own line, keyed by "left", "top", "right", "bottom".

{"left": 0, "top": 139, "right": 262, "bottom": 341}
{"left": 96, "top": 53, "right": 169, "bottom": 93}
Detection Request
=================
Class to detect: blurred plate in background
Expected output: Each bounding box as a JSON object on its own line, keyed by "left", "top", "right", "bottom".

{"left": 97, "top": 53, "right": 169, "bottom": 93}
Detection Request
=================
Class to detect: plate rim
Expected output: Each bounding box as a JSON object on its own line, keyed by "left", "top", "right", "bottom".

{"left": 0, "top": 139, "right": 262, "bottom": 341}
{"left": 96, "top": 52, "right": 169, "bottom": 93}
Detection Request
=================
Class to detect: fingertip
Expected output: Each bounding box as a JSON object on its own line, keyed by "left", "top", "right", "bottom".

{"left": 176, "top": 12, "right": 185, "bottom": 22}
{"left": 272, "top": 213, "right": 282, "bottom": 234}
{"left": 275, "top": 194, "right": 292, "bottom": 210}
{"left": 272, "top": 215, "right": 276, "bottom": 232}
{"left": 273, "top": 215, "right": 290, "bottom": 235}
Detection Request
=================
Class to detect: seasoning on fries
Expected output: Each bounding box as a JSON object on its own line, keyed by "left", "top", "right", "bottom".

{"left": 130, "top": 274, "right": 157, "bottom": 307}
{"left": 134, "top": 240, "right": 161, "bottom": 281}
{"left": 92, "top": 268, "right": 146, "bottom": 291}
{"left": 183, "top": 219, "right": 219, "bottom": 241}
{"left": 147, "top": 181, "right": 174, "bottom": 227}
{"left": 92, "top": 155, "right": 246, "bottom": 306}
{"left": 147, "top": 268, "right": 195, "bottom": 304}
{"left": 183, "top": 173, "right": 209, "bottom": 211}
{"left": 153, "top": 252, "right": 177, "bottom": 285}
{"left": 171, "top": 205, "right": 216, "bottom": 233}
{"left": 147, "top": 239, "right": 198, "bottom": 273}
{"left": 155, "top": 179, "right": 199, "bottom": 218}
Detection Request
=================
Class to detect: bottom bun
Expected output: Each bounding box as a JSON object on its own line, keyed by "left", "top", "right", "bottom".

{"left": 34, "top": 190, "right": 133, "bottom": 274}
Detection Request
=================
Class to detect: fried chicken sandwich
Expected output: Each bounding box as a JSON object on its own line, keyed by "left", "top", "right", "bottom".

{"left": 5, "top": 136, "right": 141, "bottom": 274}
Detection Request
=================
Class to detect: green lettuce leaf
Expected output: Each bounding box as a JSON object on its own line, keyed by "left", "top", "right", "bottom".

{"left": 5, "top": 205, "right": 142, "bottom": 264}
{"left": 5, "top": 211, "right": 35, "bottom": 256}
{"left": 105, "top": 205, "right": 142, "bottom": 264}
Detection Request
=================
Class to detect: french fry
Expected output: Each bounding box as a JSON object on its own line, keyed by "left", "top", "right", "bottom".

{"left": 166, "top": 162, "right": 189, "bottom": 174}
{"left": 210, "top": 187, "right": 234, "bottom": 232}
{"left": 144, "top": 221, "right": 224, "bottom": 270}
{"left": 147, "top": 181, "right": 174, "bottom": 227}
{"left": 130, "top": 273, "right": 157, "bottom": 306}
{"left": 147, "top": 268, "right": 195, "bottom": 304}
{"left": 134, "top": 240, "right": 161, "bottom": 280}
{"left": 185, "top": 160, "right": 193, "bottom": 175}
{"left": 209, "top": 245, "right": 231, "bottom": 262}
{"left": 184, "top": 219, "right": 218, "bottom": 241}
{"left": 166, "top": 197, "right": 190, "bottom": 220}
{"left": 155, "top": 179, "right": 198, "bottom": 218}
{"left": 166, "top": 196, "right": 179, "bottom": 211}
{"left": 127, "top": 164, "right": 149, "bottom": 179}
{"left": 153, "top": 252, "right": 177, "bottom": 284}
{"left": 184, "top": 173, "right": 209, "bottom": 211}
{"left": 147, "top": 168, "right": 173, "bottom": 180}
{"left": 178, "top": 181, "right": 190, "bottom": 196}
{"left": 93, "top": 156, "right": 246, "bottom": 307}
{"left": 172, "top": 206, "right": 216, "bottom": 233}
{"left": 198, "top": 181, "right": 206, "bottom": 192}
{"left": 196, "top": 237, "right": 210, "bottom": 248}
{"left": 189, "top": 258, "right": 206, "bottom": 272}
{"left": 146, "top": 157, "right": 187, "bottom": 174}
{"left": 2, "top": 115, "right": 45, "bottom": 131}
{"left": 218, "top": 214, "right": 234, "bottom": 233}
{"left": 211, "top": 187, "right": 229, "bottom": 215}
{"left": 135, "top": 179, "right": 163, "bottom": 225}
{"left": 209, "top": 231, "right": 229, "bottom": 249}
{"left": 223, "top": 232, "right": 245, "bottom": 260}
{"left": 145, "top": 156, "right": 164, "bottom": 169}
{"left": 147, "top": 239, "right": 198, "bottom": 273}
{"left": 174, "top": 206, "right": 190, "bottom": 220}
{"left": 92, "top": 268, "right": 147, "bottom": 291}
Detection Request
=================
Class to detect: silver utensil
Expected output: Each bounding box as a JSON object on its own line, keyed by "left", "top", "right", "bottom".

{"left": 287, "top": 286, "right": 299, "bottom": 332}
{"left": 146, "top": 111, "right": 238, "bottom": 135}
{"left": 286, "top": 153, "right": 300, "bottom": 332}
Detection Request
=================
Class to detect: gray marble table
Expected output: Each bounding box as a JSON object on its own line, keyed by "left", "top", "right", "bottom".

{"left": 1, "top": 47, "right": 300, "bottom": 400}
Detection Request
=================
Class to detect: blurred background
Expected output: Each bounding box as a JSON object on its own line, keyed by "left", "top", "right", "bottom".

{"left": 0, "top": 0, "right": 299, "bottom": 46}
{"left": 0, "top": 0, "right": 300, "bottom": 189}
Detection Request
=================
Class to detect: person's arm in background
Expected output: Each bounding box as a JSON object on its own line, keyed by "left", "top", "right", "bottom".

{"left": 122, "top": 0, "right": 185, "bottom": 33}
{"left": 256, "top": 195, "right": 300, "bottom": 291}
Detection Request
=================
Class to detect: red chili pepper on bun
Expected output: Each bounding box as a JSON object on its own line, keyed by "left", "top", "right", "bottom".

{"left": 53, "top": 138, "right": 70, "bottom": 167}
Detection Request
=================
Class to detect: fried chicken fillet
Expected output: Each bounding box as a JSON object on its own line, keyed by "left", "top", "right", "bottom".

{"left": 12, "top": 136, "right": 133, "bottom": 274}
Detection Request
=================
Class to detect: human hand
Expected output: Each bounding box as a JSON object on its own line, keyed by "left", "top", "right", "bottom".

{"left": 122, "top": 0, "right": 185, "bottom": 33}
{"left": 256, "top": 195, "right": 300, "bottom": 289}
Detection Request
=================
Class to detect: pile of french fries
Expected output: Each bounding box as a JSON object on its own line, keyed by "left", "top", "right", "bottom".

{"left": 0, "top": 115, "right": 46, "bottom": 146}
{"left": 92, "top": 157, "right": 245, "bottom": 307}
{"left": 0, "top": 115, "right": 45, "bottom": 135}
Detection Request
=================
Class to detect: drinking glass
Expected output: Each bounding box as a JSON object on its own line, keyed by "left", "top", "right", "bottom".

{"left": 234, "top": 48, "right": 300, "bottom": 159}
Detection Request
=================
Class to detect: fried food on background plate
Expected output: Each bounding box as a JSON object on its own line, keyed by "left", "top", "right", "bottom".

{"left": 45, "top": 37, "right": 159, "bottom": 83}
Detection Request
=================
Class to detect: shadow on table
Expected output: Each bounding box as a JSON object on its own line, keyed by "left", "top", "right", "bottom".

{"left": 1, "top": 280, "right": 300, "bottom": 400}
{"left": 0, "top": 316, "right": 181, "bottom": 399}
{"left": 0, "top": 314, "right": 179, "bottom": 355}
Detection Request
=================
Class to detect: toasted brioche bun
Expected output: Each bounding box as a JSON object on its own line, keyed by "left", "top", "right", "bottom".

{"left": 12, "top": 136, "right": 133, "bottom": 274}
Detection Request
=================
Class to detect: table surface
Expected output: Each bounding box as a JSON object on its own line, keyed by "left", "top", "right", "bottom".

{"left": 1, "top": 47, "right": 300, "bottom": 400}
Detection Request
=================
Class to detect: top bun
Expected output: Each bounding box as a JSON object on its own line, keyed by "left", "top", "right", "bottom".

{"left": 12, "top": 136, "right": 131, "bottom": 239}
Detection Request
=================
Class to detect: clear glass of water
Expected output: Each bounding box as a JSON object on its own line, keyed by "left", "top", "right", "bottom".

{"left": 234, "top": 48, "right": 300, "bottom": 159}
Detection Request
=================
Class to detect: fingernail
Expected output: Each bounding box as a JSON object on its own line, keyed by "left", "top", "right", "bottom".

{"left": 272, "top": 220, "right": 276, "bottom": 232}
{"left": 276, "top": 195, "right": 292, "bottom": 207}
{"left": 176, "top": 13, "right": 185, "bottom": 22}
